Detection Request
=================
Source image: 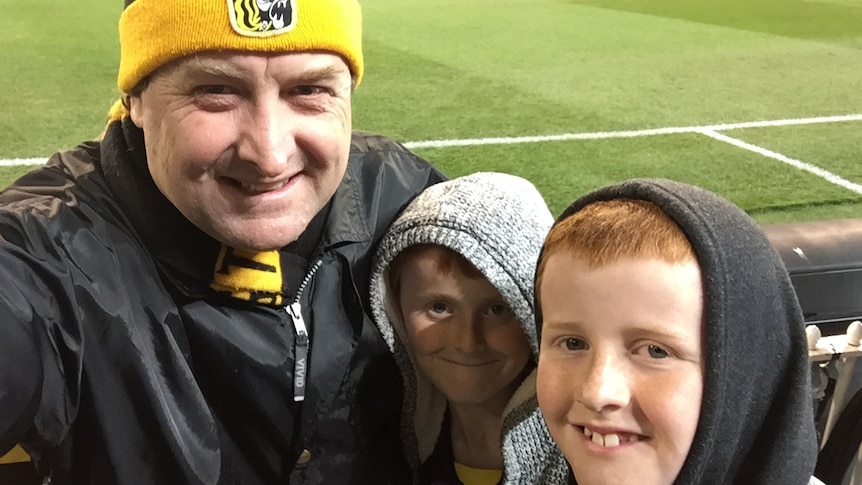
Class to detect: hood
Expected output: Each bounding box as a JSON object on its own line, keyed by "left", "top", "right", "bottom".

{"left": 541, "top": 178, "right": 818, "bottom": 485}
{"left": 369, "top": 171, "right": 554, "bottom": 472}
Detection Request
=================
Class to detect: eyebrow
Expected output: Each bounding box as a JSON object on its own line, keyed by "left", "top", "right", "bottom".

{"left": 293, "top": 65, "right": 354, "bottom": 93}
{"left": 174, "top": 58, "right": 250, "bottom": 82}
{"left": 179, "top": 60, "right": 351, "bottom": 91}
{"left": 625, "top": 327, "right": 697, "bottom": 344}
{"left": 409, "top": 290, "right": 456, "bottom": 302}
{"left": 294, "top": 65, "right": 351, "bottom": 83}
{"left": 540, "top": 320, "right": 582, "bottom": 335}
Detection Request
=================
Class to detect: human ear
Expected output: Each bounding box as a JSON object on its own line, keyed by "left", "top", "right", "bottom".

{"left": 128, "top": 94, "right": 144, "bottom": 129}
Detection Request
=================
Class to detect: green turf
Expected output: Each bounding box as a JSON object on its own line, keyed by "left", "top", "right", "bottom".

{"left": 567, "top": 0, "right": 862, "bottom": 49}
{"left": 2, "top": 0, "right": 861, "bottom": 225}
{"left": 0, "top": 0, "right": 122, "bottom": 158}
{"left": 414, "top": 131, "right": 862, "bottom": 222}
{"left": 356, "top": 0, "right": 862, "bottom": 138}
{"left": 729, "top": 122, "right": 862, "bottom": 181}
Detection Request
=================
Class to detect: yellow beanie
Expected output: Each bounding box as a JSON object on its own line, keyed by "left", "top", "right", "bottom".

{"left": 117, "top": 0, "right": 363, "bottom": 95}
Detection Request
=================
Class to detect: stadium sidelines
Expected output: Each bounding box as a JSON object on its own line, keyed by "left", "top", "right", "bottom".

{"left": 3, "top": 113, "right": 861, "bottom": 193}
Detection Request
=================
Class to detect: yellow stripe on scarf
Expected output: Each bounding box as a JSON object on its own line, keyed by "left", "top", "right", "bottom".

{"left": 0, "top": 445, "right": 30, "bottom": 464}
{"left": 211, "top": 246, "right": 284, "bottom": 306}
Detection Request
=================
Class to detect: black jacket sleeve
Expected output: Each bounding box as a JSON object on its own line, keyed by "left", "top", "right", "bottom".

{"left": 0, "top": 248, "right": 46, "bottom": 455}
{"left": 0, "top": 211, "right": 80, "bottom": 456}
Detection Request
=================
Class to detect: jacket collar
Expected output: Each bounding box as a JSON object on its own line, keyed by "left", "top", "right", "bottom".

{"left": 318, "top": 146, "right": 374, "bottom": 248}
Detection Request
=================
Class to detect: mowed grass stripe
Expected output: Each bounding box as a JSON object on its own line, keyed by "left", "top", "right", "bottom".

{"left": 358, "top": 0, "right": 862, "bottom": 141}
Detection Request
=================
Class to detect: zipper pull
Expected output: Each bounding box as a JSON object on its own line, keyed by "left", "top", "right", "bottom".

{"left": 286, "top": 302, "right": 309, "bottom": 402}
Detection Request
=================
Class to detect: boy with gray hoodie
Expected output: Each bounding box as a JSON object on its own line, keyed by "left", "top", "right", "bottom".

{"left": 370, "top": 172, "right": 569, "bottom": 485}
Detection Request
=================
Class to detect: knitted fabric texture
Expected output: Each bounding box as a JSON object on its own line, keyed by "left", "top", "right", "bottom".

{"left": 210, "top": 246, "right": 283, "bottom": 306}
{"left": 370, "top": 172, "right": 569, "bottom": 484}
{"left": 117, "top": 0, "right": 363, "bottom": 94}
{"left": 539, "top": 178, "right": 818, "bottom": 485}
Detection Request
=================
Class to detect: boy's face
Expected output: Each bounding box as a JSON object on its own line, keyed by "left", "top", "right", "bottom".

{"left": 537, "top": 254, "right": 704, "bottom": 485}
{"left": 397, "top": 246, "right": 532, "bottom": 407}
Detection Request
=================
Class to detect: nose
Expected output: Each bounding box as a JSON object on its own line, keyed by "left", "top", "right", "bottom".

{"left": 235, "top": 100, "right": 295, "bottom": 178}
{"left": 454, "top": 315, "right": 486, "bottom": 353}
{"left": 577, "top": 352, "right": 631, "bottom": 412}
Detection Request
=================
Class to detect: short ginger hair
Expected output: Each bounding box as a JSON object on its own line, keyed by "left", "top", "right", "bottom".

{"left": 536, "top": 198, "right": 695, "bottom": 295}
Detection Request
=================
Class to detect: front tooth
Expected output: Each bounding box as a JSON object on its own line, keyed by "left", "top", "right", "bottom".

{"left": 242, "top": 181, "right": 283, "bottom": 192}
{"left": 592, "top": 432, "right": 603, "bottom": 446}
{"left": 604, "top": 434, "right": 620, "bottom": 447}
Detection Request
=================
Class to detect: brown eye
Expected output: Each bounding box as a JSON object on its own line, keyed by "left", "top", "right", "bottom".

{"left": 486, "top": 303, "right": 509, "bottom": 316}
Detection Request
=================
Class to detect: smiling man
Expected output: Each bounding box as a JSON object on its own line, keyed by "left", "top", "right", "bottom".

{"left": 0, "top": 1, "right": 445, "bottom": 484}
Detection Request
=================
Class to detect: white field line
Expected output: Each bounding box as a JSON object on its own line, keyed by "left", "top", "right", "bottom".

{"left": 2, "top": 113, "right": 861, "bottom": 167}
{"left": 401, "top": 113, "right": 862, "bottom": 149}
{"left": 1, "top": 157, "right": 47, "bottom": 167}
{"left": 697, "top": 128, "right": 862, "bottom": 195}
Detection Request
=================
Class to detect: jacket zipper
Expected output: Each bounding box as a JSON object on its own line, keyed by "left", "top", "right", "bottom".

{"left": 285, "top": 259, "right": 323, "bottom": 402}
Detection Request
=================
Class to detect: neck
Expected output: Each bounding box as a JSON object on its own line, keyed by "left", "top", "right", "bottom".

{"left": 448, "top": 401, "right": 506, "bottom": 469}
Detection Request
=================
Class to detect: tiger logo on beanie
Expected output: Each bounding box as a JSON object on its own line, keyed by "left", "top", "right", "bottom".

{"left": 228, "top": 0, "right": 297, "bottom": 36}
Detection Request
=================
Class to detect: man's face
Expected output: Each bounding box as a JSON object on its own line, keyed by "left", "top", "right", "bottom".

{"left": 397, "top": 246, "right": 532, "bottom": 409}
{"left": 537, "top": 255, "right": 704, "bottom": 485}
{"left": 129, "top": 50, "right": 353, "bottom": 251}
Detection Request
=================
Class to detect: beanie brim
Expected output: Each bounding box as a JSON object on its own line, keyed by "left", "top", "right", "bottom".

{"left": 117, "top": 0, "right": 363, "bottom": 93}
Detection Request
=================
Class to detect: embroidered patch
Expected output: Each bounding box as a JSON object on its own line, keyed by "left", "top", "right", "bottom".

{"left": 227, "top": 0, "right": 297, "bottom": 37}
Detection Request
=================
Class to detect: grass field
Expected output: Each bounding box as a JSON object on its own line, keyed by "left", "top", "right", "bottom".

{"left": 2, "top": 0, "right": 861, "bottom": 223}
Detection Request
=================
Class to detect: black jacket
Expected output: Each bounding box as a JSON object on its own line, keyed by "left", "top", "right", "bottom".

{"left": 0, "top": 119, "right": 446, "bottom": 484}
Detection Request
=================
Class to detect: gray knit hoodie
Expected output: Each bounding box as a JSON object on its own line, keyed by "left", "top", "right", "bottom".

{"left": 370, "top": 172, "right": 569, "bottom": 484}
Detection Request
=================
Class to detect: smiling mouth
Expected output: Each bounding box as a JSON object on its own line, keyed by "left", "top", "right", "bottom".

{"left": 225, "top": 178, "right": 290, "bottom": 195}
{"left": 580, "top": 426, "right": 643, "bottom": 448}
{"left": 443, "top": 359, "right": 496, "bottom": 367}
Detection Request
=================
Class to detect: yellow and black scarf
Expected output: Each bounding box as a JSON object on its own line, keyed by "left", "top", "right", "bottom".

{"left": 209, "top": 204, "right": 328, "bottom": 307}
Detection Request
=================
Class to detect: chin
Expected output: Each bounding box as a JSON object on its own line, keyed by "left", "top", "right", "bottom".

{"left": 230, "top": 222, "right": 308, "bottom": 251}
{"left": 574, "top": 468, "right": 664, "bottom": 485}
{"left": 213, "top": 232, "right": 291, "bottom": 252}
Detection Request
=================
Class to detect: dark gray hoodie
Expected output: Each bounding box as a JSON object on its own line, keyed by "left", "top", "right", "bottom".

{"left": 540, "top": 178, "right": 819, "bottom": 485}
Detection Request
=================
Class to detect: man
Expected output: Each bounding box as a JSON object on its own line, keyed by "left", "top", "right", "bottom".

{"left": 0, "top": 0, "right": 446, "bottom": 483}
